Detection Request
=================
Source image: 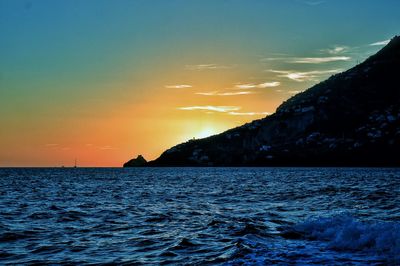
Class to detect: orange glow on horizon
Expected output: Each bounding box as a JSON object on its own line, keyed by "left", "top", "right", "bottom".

{"left": 0, "top": 47, "right": 299, "bottom": 167}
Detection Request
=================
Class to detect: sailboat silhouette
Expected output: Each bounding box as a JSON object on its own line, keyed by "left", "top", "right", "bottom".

{"left": 74, "top": 158, "right": 77, "bottom": 168}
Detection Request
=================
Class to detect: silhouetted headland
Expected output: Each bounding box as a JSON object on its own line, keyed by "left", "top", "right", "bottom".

{"left": 124, "top": 36, "right": 400, "bottom": 167}
{"left": 124, "top": 155, "right": 147, "bottom": 167}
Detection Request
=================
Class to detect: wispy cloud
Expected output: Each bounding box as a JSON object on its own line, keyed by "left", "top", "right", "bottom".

{"left": 290, "top": 56, "right": 351, "bottom": 64}
{"left": 195, "top": 91, "right": 254, "bottom": 96}
{"left": 99, "top": 145, "right": 116, "bottom": 150}
{"left": 185, "top": 64, "right": 236, "bottom": 70}
{"left": 266, "top": 56, "right": 351, "bottom": 64}
{"left": 270, "top": 69, "right": 341, "bottom": 82}
{"left": 165, "top": 84, "right": 192, "bottom": 89}
{"left": 178, "top": 106, "right": 270, "bottom": 116}
{"left": 178, "top": 106, "right": 240, "bottom": 113}
{"left": 288, "top": 90, "right": 304, "bottom": 94}
{"left": 298, "top": 0, "right": 326, "bottom": 6}
{"left": 370, "top": 39, "right": 390, "bottom": 46}
{"left": 323, "top": 45, "right": 349, "bottom": 55}
{"left": 194, "top": 91, "right": 218, "bottom": 96}
{"left": 228, "top": 111, "right": 271, "bottom": 116}
{"left": 235, "top": 81, "right": 280, "bottom": 89}
{"left": 45, "top": 143, "right": 59, "bottom": 147}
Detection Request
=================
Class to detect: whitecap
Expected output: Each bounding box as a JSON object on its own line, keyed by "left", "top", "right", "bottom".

{"left": 291, "top": 214, "right": 400, "bottom": 260}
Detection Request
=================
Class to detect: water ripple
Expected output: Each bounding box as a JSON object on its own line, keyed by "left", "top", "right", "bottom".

{"left": 0, "top": 167, "right": 399, "bottom": 264}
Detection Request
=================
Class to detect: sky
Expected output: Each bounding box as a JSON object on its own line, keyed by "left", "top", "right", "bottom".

{"left": 0, "top": 0, "right": 399, "bottom": 167}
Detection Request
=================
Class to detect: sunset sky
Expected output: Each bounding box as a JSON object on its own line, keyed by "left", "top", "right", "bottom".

{"left": 1, "top": 0, "right": 399, "bottom": 167}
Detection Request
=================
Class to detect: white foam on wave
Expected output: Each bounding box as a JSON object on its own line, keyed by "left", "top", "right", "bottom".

{"left": 293, "top": 214, "right": 400, "bottom": 259}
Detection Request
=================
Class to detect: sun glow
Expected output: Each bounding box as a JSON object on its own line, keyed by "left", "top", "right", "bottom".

{"left": 195, "top": 127, "right": 219, "bottom": 139}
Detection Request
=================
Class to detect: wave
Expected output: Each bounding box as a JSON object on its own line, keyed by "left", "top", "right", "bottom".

{"left": 282, "top": 214, "right": 400, "bottom": 260}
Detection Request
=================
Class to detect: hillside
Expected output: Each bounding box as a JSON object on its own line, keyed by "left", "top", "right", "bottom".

{"left": 125, "top": 36, "right": 400, "bottom": 167}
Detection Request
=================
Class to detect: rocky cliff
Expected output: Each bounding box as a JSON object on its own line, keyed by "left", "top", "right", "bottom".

{"left": 126, "top": 36, "right": 400, "bottom": 167}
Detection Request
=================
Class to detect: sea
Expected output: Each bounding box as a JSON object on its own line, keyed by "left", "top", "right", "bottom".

{"left": 0, "top": 167, "right": 399, "bottom": 265}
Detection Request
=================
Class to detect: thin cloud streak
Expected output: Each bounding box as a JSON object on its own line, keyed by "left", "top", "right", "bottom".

{"left": 290, "top": 56, "right": 351, "bottom": 63}
{"left": 298, "top": 0, "right": 326, "bottom": 6}
{"left": 235, "top": 81, "right": 280, "bottom": 89}
{"left": 178, "top": 106, "right": 241, "bottom": 113}
{"left": 288, "top": 90, "right": 304, "bottom": 94}
{"left": 165, "top": 84, "right": 192, "bottom": 89}
{"left": 195, "top": 91, "right": 254, "bottom": 96}
{"left": 324, "top": 46, "right": 349, "bottom": 55}
{"left": 45, "top": 144, "right": 59, "bottom": 147}
{"left": 270, "top": 69, "right": 342, "bottom": 82}
{"left": 185, "top": 64, "right": 236, "bottom": 70}
{"left": 370, "top": 39, "right": 390, "bottom": 46}
{"left": 264, "top": 56, "right": 350, "bottom": 64}
{"left": 99, "top": 146, "right": 116, "bottom": 150}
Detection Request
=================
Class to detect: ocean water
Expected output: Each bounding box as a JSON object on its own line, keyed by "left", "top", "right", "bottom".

{"left": 0, "top": 167, "right": 399, "bottom": 265}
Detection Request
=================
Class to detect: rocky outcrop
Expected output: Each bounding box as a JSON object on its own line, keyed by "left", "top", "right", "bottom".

{"left": 123, "top": 155, "right": 147, "bottom": 167}
{"left": 126, "top": 36, "right": 400, "bottom": 167}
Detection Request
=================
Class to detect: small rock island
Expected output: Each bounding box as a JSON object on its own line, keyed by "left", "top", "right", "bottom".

{"left": 123, "top": 155, "right": 147, "bottom": 167}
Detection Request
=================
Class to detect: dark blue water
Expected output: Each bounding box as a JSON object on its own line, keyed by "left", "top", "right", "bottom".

{"left": 0, "top": 168, "right": 399, "bottom": 265}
